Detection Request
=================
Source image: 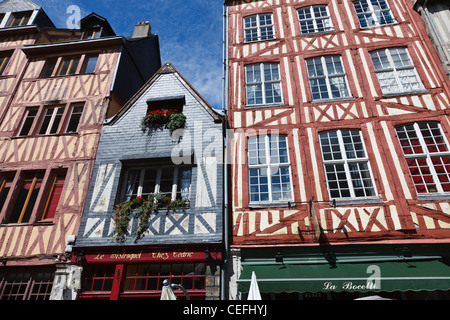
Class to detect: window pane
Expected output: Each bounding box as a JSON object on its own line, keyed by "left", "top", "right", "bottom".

{"left": 84, "top": 56, "right": 98, "bottom": 74}
{"left": 176, "top": 169, "right": 192, "bottom": 200}
{"left": 41, "top": 173, "right": 66, "bottom": 221}
{"left": 8, "top": 172, "right": 44, "bottom": 224}
{"left": 66, "top": 106, "right": 84, "bottom": 133}
{"left": 124, "top": 170, "right": 141, "bottom": 201}
{"left": 19, "top": 109, "right": 38, "bottom": 136}
{"left": 42, "top": 59, "right": 57, "bottom": 78}
{"left": 159, "top": 168, "right": 175, "bottom": 197}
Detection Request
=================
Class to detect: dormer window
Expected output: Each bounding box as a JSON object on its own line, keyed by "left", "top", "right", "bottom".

{"left": 7, "top": 11, "right": 32, "bottom": 27}
{"left": 82, "top": 27, "right": 102, "bottom": 40}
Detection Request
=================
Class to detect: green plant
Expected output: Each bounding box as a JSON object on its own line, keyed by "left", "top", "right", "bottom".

{"left": 141, "top": 109, "right": 186, "bottom": 135}
{"left": 112, "top": 193, "right": 189, "bottom": 243}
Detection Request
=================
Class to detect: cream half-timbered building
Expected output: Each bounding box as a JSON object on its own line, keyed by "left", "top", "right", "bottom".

{"left": 0, "top": 0, "right": 161, "bottom": 300}
{"left": 225, "top": 0, "right": 450, "bottom": 300}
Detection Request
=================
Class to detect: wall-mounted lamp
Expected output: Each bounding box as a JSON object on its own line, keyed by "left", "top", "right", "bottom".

{"left": 205, "top": 248, "right": 217, "bottom": 261}
{"left": 275, "top": 252, "right": 283, "bottom": 263}
{"left": 75, "top": 251, "right": 85, "bottom": 264}
{"left": 1, "top": 259, "right": 6, "bottom": 266}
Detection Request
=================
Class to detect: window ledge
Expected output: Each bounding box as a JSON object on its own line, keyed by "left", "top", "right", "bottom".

{"left": 417, "top": 194, "right": 450, "bottom": 201}
{"left": 332, "top": 197, "right": 384, "bottom": 206}
{"left": 359, "top": 22, "right": 398, "bottom": 30}
{"left": 245, "top": 102, "right": 286, "bottom": 109}
{"left": 248, "top": 202, "right": 292, "bottom": 209}
{"left": 244, "top": 37, "right": 277, "bottom": 44}
{"left": 311, "top": 97, "right": 355, "bottom": 104}
{"left": 299, "top": 30, "right": 335, "bottom": 37}
{"left": 381, "top": 90, "right": 428, "bottom": 98}
{"left": 12, "top": 132, "right": 79, "bottom": 140}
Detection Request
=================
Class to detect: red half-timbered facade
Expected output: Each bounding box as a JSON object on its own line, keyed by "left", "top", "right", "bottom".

{"left": 226, "top": 0, "right": 450, "bottom": 300}
{"left": 0, "top": 1, "right": 161, "bottom": 300}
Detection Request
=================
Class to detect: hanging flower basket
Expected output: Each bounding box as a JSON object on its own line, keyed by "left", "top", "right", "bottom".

{"left": 141, "top": 109, "right": 186, "bottom": 135}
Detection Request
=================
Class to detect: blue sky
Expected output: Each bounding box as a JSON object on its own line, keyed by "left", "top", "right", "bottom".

{"left": 31, "top": 0, "right": 224, "bottom": 110}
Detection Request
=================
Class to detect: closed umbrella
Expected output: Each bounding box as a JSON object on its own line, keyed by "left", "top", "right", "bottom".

{"left": 248, "top": 271, "right": 262, "bottom": 300}
{"left": 161, "top": 280, "right": 177, "bottom": 300}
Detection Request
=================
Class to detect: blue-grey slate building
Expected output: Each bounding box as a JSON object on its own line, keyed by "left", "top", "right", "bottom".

{"left": 72, "top": 63, "right": 225, "bottom": 300}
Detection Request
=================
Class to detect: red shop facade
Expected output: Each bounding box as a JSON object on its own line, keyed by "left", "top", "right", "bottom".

{"left": 72, "top": 245, "right": 222, "bottom": 300}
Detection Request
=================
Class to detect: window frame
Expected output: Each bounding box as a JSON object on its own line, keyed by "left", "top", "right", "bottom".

{"left": 245, "top": 62, "right": 283, "bottom": 107}
{"left": 248, "top": 135, "right": 294, "bottom": 205}
{"left": 16, "top": 102, "right": 85, "bottom": 137}
{"left": 0, "top": 169, "right": 67, "bottom": 225}
{"left": 353, "top": 0, "right": 396, "bottom": 29}
{"left": 395, "top": 122, "right": 450, "bottom": 195}
{"left": 120, "top": 165, "right": 192, "bottom": 203}
{"left": 243, "top": 13, "right": 275, "bottom": 43}
{"left": 7, "top": 11, "right": 32, "bottom": 28}
{"left": 306, "top": 55, "right": 352, "bottom": 102}
{"left": 0, "top": 267, "right": 55, "bottom": 301}
{"left": 319, "top": 129, "right": 377, "bottom": 200}
{"left": 370, "top": 47, "right": 425, "bottom": 96}
{"left": 297, "top": 5, "right": 334, "bottom": 35}
{"left": 41, "top": 53, "right": 99, "bottom": 78}
{"left": 0, "top": 53, "right": 11, "bottom": 75}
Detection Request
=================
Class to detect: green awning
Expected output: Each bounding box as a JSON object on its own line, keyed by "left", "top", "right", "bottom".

{"left": 238, "top": 260, "right": 450, "bottom": 293}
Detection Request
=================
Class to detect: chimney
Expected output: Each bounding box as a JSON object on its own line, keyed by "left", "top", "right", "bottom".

{"left": 132, "top": 21, "right": 152, "bottom": 38}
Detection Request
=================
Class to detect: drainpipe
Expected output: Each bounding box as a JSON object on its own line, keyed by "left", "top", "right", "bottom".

{"left": 220, "top": 1, "right": 230, "bottom": 301}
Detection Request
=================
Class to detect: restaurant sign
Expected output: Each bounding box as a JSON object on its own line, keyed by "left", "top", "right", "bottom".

{"left": 76, "top": 249, "right": 222, "bottom": 264}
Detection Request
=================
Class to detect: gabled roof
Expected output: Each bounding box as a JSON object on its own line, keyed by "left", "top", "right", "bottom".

{"left": 108, "top": 62, "right": 224, "bottom": 125}
{"left": 80, "top": 12, "right": 115, "bottom": 36}
{"left": 0, "top": 0, "right": 41, "bottom": 13}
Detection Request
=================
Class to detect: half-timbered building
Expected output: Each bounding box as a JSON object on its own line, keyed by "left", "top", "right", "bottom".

{"left": 72, "top": 63, "right": 225, "bottom": 300}
{"left": 0, "top": 0, "right": 161, "bottom": 300}
{"left": 225, "top": 0, "right": 450, "bottom": 300}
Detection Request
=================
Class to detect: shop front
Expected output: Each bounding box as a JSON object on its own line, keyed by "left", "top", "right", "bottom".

{"left": 235, "top": 244, "right": 450, "bottom": 300}
{"left": 73, "top": 245, "right": 222, "bottom": 300}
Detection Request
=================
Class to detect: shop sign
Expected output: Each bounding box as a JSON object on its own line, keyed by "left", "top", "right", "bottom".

{"left": 79, "top": 249, "right": 221, "bottom": 264}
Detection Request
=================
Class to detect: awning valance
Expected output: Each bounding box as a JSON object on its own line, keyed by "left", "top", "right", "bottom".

{"left": 238, "top": 260, "right": 450, "bottom": 293}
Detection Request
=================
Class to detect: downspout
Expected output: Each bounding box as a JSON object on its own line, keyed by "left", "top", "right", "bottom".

{"left": 220, "top": 1, "right": 230, "bottom": 301}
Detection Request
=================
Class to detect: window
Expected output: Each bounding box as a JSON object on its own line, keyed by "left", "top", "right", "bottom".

{"left": 56, "top": 56, "right": 81, "bottom": 76}
{"left": 245, "top": 63, "right": 282, "bottom": 106}
{"left": 7, "top": 11, "right": 32, "bottom": 27}
{"left": 66, "top": 104, "right": 84, "bottom": 133}
{"left": 18, "top": 108, "right": 38, "bottom": 136}
{"left": 39, "top": 106, "right": 64, "bottom": 135}
{"left": 395, "top": 122, "right": 450, "bottom": 194}
{"left": 0, "top": 174, "right": 14, "bottom": 212}
{"left": 243, "top": 14, "right": 275, "bottom": 42}
{"left": 297, "top": 5, "right": 333, "bottom": 35}
{"left": 41, "top": 58, "right": 57, "bottom": 78}
{"left": 39, "top": 172, "right": 66, "bottom": 222}
{"left": 370, "top": 47, "right": 424, "bottom": 96}
{"left": 319, "top": 130, "right": 376, "bottom": 199}
{"left": 123, "top": 263, "right": 206, "bottom": 292}
{"left": 0, "top": 54, "right": 10, "bottom": 75}
{"left": 306, "top": 55, "right": 351, "bottom": 101}
{"left": 248, "top": 135, "right": 293, "bottom": 203}
{"left": 353, "top": 0, "right": 395, "bottom": 28}
{"left": 83, "top": 27, "right": 102, "bottom": 40}
{"left": 83, "top": 55, "right": 98, "bottom": 74}
{"left": 17, "top": 103, "right": 85, "bottom": 137}
{"left": 0, "top": 268, "right": 55, "bottom": 300}
{"left": 122, "top": 166, "right": 192, "bottom": 202}
{"left": 6, "top": 172, "right": 44, "bottom": 224}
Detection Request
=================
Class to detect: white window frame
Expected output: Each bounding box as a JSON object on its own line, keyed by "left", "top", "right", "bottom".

{"left": 243, "top": 13, "right": 275, "bottom": 43}
{"left": 122, "top": 166, "right": 192, "bottom": 202}
{"left": 353, "top": 0, "right": 396, "bottom": 29}
{"left": 370, "top": 47, "right": 424, "bottom": 96}
{"left": 245, "top": 63, "right": 283, "bottom": 106}
{"left": 297, "top": 5, "right": 334, "bottom": 35}
{"left": 248, "top": 135, "right": 294, "bottom": 204}
{"left": 38, "top": 106, "right": 65, "bottom": 135}
{"left": 395, "top": 122, "right": 450, "bottom": 195}
{"left": 306, "top": 55, "right": 351, "bottom": 102}
{"left": 319, "top": 129, "right": 377, "bottom": 200}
